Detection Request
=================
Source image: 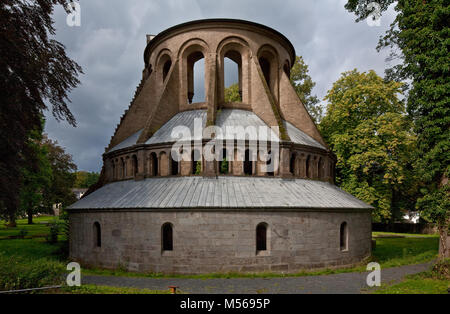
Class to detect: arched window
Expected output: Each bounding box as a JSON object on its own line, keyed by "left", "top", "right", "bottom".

{"left": 306, "top": 155, "right": 311, "bottom": 179}
{"left": 340, "top": 222, "right": 348, "bottom": 251}
{"left": 187, "top": 51, "right": 205, "bottom": 104}
{"left": 244, "top": 149, "right": 253, "bottom": 175}
{"left": 121, "top": 158, "right": 126, "bottom": 178}
{"left": 290, "top": 153, "right": 296, "bottom": 175}
{"left": 283, "top": 62, "right": 291, "bottom": 78}
{"left": 259, "top": 57, "right": 271, "bottom": 87}
{"left": 224, "top": 51, "right": 242, "bottom": 102}
{"left": 162, "top": 223, "right": 173, "bottom": 251}
{"left": 219, "top": 148, "right": 229, "bottom": 174}
{"left": 132, "top": 155, "right": 138, "bottom": 177}
{"left": 93, "top": 222, "right": 101, "bottom": 248}
{"left": 171, "top": 152, "right": 179, "bottom": 176}
{"left": 163, "top": 59, "right": 172, "bottom": 82}
{"left": 192, "top": 149, "right": 201, "bottom": 175}
{"left": 256, "top": 223, "right": 268, "bottom": 251}
{"left": 318, "top": 157, "right": 325, "bottom": 180}
{"left": 112, "top": 162, "right": 116, "bottom": 180}
{"left": 150, "top": 152, "right": 158, "bottom": 176}
{"left": 266, "top": 150, "right": 274, "bottom": 177}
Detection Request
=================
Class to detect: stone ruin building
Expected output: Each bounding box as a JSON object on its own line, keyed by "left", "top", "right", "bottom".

{"left": 69, "top": 19, "right": 372, "bottom": 274}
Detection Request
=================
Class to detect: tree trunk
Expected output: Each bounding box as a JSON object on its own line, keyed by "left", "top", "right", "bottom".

{"left": 27, "top": 207, "right": 33, "bottom": 224}
{"left": 438, "top": 225, "right": 449, "bottom": 260}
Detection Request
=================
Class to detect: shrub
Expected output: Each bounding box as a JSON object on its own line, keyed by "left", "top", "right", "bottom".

{"left": 46, "top": 221, "right": 59, "bottom": 244}
{"left": 0, "top": 254, "right": 65, "bottom": 291}
{"left": 431, "top": 259, "right": 450, "bottom": 280}
{"left": 17, "top": 229, "right": 28, "bottom": 239}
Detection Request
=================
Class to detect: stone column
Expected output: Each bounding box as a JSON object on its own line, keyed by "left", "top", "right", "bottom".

{"left": 279, "top": 147, "right": 292, "bottom": 177}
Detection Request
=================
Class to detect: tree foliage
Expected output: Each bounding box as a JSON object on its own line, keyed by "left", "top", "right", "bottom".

{"left": 42, "top": 135, "right": 77, "bottom": 211}
{"left": 74, "top": 171, "right": 100, "bottom": 189}
{"left": 19, "top": 127, "right": 52, "bottom": 224}
{"left": 224, "top": 83, "right": 241, "bottom": 103}
{"left": 345, "top": 0, "right": 449, "bottom": 256}
{"left": 0, "top": 0, "right": 82, "bottom": 223}
{"left": 289, "top": 56, "right": 322, "bottom": 123}
{"left": 17, "top": 126, "right": 77, "bottom": 224}
{"left": 320, "top": 69, "right": 418, "bottom": 222}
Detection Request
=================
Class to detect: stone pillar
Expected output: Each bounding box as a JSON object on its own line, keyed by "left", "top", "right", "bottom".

{"left": 299, "top": 155, "right": 307, "bottom": 178}
{"left": 312, "top": 156, "right": 319, "bottom": 179}
{"left": 206, "top": 52, "right": 217, "bottom": 126}
{"left": 160, "top": 152, "right": 169, "bottom": 176}
{"left": 279, "top": 147, "right": 291, "bottom": 177}
{"left": 135, "top": 150, "right": 145, "bottom": 180}
{"left": 232, "top": 149, "right": 244, "bottom": 175}
{"left": 180, "top": 149, "right": 192, "bottom": 176}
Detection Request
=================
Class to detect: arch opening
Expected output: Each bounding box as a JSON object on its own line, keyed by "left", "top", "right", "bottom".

{"left": 259, "top": 57, "right": 271, "bottom": 88}
{"left": 256, "top": 223, "right": 268, "bottom": 251}
{"left": 187, "top": 51, "right": 205, "bottom": 104}
{"left": 219, "top": 148, "right": 229, "bottom": 174}
{"left": 244, "top": 149, "right": 253, "bottom": 175}
{"left": 318, "top": 157, "right": 325, "bottom": 180}
{"left": 171, "top": 152, "right": 179, "bottom": 175}
{"left": 150, "top": 152, "right": 158, "bottom": 177}
{"left": 266, "top": 150, "right": 274, "bottom": 177}
{"left": 290, "top": 153, "right": 296, "bottom": 175}
{"left": 224, "top": 51, "right": 242, "bottom": 102}
{"left": 93, "top": 222, "right": 101, "bottom": 248}
{"left": 121, "top": 158, "right": 126, "bottom": 178}
{"left": 163, "top": 59, "right": 172, "bottom": 82}
{"left": 162, "top": 223, "right": 173, "bottom": 251}
{"left": 340, "top": 222, "right": 348, "bottom": 251}
{"left": 132, "top": 155, "right": 138, "bottom": 177}
{"left": 306, "top": 155, "right": 311, "bottom": 179}
{"left": 192, "top": 149, "right": 201, "bottom": 175}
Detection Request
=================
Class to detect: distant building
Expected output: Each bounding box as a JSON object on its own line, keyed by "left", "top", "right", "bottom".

{"left": 72, "top": 188, "right": 88, "bottom": 200}
{"left": 403, "top": 211, "right": 420, "bottom": 224}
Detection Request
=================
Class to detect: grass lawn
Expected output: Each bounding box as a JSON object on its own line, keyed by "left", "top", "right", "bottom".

{"left": 373, "top": 272, "right": 449, "bottom": 294}
{"left": 371, "top": 236, "right": 439, "bottom": 268}
{"left": 373, "top": 232, "right": 438, "bottom": 238}
{"left": 0, "top": 216, "right": 61, "bottom": 239}
{"left": 52, "top": 285, "right": 171, "bottom": 294}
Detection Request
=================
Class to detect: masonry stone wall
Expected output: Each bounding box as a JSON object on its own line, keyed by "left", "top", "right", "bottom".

{"left": 69, "top": 210, "right": 371, "bottom": 274}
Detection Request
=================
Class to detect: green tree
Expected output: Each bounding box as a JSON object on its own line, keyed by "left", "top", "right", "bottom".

{"left": 345, "top": 0, "right": 449, "bottom": 258}
{"left": 320, "top": 69, "right": 418, "bottom": 222}
{"left": 42, "top": 135, "right": 77, "bottom": 212}
{"left": 19, "top": 128, "right": 52, "bottom": 225}
{"left": 74, "top": 171, "right": 100, "bottom": 189}
{"left": 289, "top": 56, "right": 322, "bottom": 123}
{"left": 224, "top": 83, "right": 241, "bottom": 103}
{"left": 0, "top": 1, "right": 82, "bottom": 225}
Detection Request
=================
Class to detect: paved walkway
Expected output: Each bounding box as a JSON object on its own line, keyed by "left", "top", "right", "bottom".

{"left": 82, "top": 262, "right": 432, "bottom": 294}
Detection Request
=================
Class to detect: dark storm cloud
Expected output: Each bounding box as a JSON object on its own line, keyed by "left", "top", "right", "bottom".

{"left": 44, "top": 0, "right": 396, "bottom": 172}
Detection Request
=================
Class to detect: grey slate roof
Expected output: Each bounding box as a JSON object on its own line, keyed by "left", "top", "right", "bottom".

{"left": 284, "top": 121, "right": 326, "bottom": 150}
{"left": 108, "top": 109, "right": 326, "bottom": 152}
{"left": 69, "top": 176, "right": 372, "bottom": 210}
{"left": 108, "top": 129, "right": 143, "bottom": 153}
{"left": 146, "top": 110, "right": 207, "bottom": 144}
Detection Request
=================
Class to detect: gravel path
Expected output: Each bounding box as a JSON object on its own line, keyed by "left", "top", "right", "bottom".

{"left": 82, "top": 262, "right": 432, "bottom": 294}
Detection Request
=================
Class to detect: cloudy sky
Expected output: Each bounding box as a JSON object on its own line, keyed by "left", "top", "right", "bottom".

{"left": 45, "top": 0, "right": 396, "bottom": 172}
